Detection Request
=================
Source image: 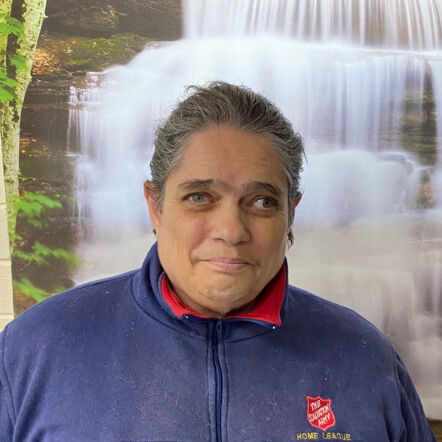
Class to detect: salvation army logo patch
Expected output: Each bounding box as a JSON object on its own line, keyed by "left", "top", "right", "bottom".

{"left": 306, "top": 395, "right": 336, "bottom": 431}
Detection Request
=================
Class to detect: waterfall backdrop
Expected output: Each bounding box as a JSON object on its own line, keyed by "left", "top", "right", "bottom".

{"left": 67, "top": 0, "right": 442, "bottom": 418}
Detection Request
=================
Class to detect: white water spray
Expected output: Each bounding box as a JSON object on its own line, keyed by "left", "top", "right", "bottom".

{"left": 69, "top": 0, "right": 442, "bottom": 418}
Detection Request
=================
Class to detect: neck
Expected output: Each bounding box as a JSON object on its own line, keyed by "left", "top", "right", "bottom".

{"left": 170, "top": 282, "right": 258, "bottom": 318}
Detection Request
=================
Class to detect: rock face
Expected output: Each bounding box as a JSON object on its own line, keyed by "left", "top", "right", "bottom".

{"left": 43, "top": 0, "right": 183, "bottom": 39}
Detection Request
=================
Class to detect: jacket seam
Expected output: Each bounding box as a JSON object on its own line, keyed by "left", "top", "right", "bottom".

{"left": 129, "top": 273, "right": 205, "bottom": 341}
{"left": 390, "top": 342, "right": 406, "bottom": 441}
{"left": 0, "top": 325, "right": 17, "bottom": 427}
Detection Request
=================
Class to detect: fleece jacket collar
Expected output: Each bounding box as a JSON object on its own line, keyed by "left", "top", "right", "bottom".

{"left": 131, "top": 243, "right": 288, "bottom": 340}
{"left": 161, "top": 265, "right": 286, "bottom": 326}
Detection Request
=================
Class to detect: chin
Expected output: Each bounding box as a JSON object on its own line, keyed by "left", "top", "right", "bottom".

{"left": 203, "top": 282, "right": 255, "bottom": 307}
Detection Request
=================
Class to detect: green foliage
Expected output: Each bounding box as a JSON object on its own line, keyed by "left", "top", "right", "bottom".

{"left": 0, "top": 14, "right": 24, "bottom": 37}
{"left": 9, "top": 53, "right": 27, "bottom": 70}
{"left": 0, "top": 13, "right": 27, "bottom": 103}
{"left": 13, "top": 277, "right": 47, "bottom": 303}
{"left": 0, "top": 70, "right": 17, "bottom": 101}
{"left": 14, "top": 241, "right": 81, "bottom": 267}
{"left": 13, "top": 278, "right": 69, "bottom": 305}
{"left": 10, "top": 191, "right": 62, "bottom": 229}
{"left": 12, "top": 191, "right": 81, "bottom": 304}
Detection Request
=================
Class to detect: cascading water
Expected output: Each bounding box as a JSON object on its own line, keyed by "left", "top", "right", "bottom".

{"left": 184, "top": 0, "right": 442, "bottom": 50}
{"left": 68, "top": 0, "right": 442, "bottom": 417}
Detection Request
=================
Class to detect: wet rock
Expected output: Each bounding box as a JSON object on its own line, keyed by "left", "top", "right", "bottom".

{"left": 416, "top": 171, "right": 436, "bottom": 209}
{"left": 43, "top": 0, "right": 183, "bottom": 40}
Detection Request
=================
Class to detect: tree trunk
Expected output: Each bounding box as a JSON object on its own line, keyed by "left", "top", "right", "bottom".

{"left": 0, "top": 0, "right": 47, "bottom": 237}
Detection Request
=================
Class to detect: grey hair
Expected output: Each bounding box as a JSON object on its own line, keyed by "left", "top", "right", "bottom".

{"left": 149, "top": 81, "right": 304, "bottom": 246}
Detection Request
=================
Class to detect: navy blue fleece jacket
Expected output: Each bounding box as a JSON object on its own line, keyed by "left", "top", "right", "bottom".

{"left": 0, "top": 244, "right": 436, "bottom": 441}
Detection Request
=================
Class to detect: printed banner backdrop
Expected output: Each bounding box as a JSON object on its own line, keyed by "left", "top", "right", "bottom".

{"left": 13, "top": 0, "right": 442, "bottom": 424}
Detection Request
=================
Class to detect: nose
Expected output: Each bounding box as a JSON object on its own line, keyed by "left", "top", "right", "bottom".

{"left": 212, "top": 202, "right": 251, "bottom": 245}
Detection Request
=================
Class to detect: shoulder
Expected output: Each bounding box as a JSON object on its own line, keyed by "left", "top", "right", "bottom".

{"left": 2, "top": 269, "right": 138, "bottom": 345}
{"left": 286, "top": 284, "right": 381, "bottom": 330}
{"left": 284, "top": 285, "right": 394, "bottom": 360}
{"left": 283, "top": 286, "right": 435, "bottom": 440}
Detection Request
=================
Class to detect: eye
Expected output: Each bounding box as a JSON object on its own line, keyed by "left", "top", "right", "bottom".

{"left": 186, "top": 193, "right": 210, "bottom": 204}
{"left": 252, "top": 197, "right": 278, "bottom": 210}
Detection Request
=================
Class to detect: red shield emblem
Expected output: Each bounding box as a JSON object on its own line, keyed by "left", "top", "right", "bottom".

{"left": 306, "top": 395, "right": 336, "bottom": 431}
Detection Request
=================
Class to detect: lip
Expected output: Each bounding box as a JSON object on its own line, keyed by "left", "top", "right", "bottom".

{"left": 204, "top": 258, "right": 250, "bottom": 273}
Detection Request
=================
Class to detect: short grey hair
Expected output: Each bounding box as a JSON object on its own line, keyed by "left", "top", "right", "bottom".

{"left": 149, "top": 81, "right": 304, "bottom": 245}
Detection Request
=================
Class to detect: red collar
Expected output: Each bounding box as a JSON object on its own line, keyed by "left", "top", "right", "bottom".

{"left": 161, "top": 263, "right": 286, "bottom": 326}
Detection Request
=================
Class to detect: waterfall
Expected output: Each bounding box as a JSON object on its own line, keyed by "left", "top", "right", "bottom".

{"left": 184, "top": 0, "right": 442, "bottom": 50}
{"left": 68, "top": 0, "right": 442, "bottom": 418}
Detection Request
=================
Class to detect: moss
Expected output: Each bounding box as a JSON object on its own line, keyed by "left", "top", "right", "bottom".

{"left": 37, "top": 33, "right": 151, "bottom": 73}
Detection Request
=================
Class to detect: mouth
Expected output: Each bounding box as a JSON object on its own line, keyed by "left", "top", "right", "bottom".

{"left": 203, "top": 258, "right": 251, "bottom": 273}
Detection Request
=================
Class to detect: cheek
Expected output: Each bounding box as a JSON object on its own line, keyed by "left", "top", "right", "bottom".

{"left": 253, "top": 215, "right": 288, "bottom": 245}
{"left": 251, "top": 221, "right": 288, "bottom": 268}
{"left": 261, "top": 234, "right": 287, "bottom": 260}
{"left": 162, "top": 213, "right": 209, "bottom": 257}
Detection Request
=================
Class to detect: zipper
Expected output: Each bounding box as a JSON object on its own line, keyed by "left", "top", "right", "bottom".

{"left": 212, "top": 319, "right": 223, "bottom": 442}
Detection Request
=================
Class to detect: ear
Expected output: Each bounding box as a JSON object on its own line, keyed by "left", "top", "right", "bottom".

{"left": 291, "top": 192, "right": 302, "bottom": 219}
{"left": 143, "top": 181, "right": 162, "bottom": 231}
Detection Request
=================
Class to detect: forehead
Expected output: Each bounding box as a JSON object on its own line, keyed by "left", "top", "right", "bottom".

{"left": 167, "top": 126, "right": 287, "bottom": 192}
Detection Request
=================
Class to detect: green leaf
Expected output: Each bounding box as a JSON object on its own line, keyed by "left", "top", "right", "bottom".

{"left": 12, "top": 191, "right": 64, "bottom": 226}
{"left": 13, "top": 277, "right": 47, "bottom": 303}
{"left": 13, "top": 242, "right": 82, "bottom": 267}
{"left": 9, "top": 54, "right": 28, "bottom": 71}
{"left": 0, "top": 71, "right": 19, "bottom": 87}
{"left": 0, "top": 14, "right": 24, "bottom": 36}
{"left": 0, "top": 77, "right": 19, "bottom": 88}
{"left": 8, "top": 229, "right": 22, "bottom": 243}
{"left": 0, "top": 23, "right": 21, "bottom": 37}
{"left": 24, "top": 192, "right": 63, "bottom": 209}
{"left": 0, "top": 69, "right": 18, "bottom": 103}
{"left": 0, "top": 86, "right": 15, "bottom": 102}
{"left": 16, "top": 199, "right": 44, "bottom": 218}
{"left": 33, "top": 242, "right": 82, "bottom": 267}
{"left": 14, "top": 248, "right": 49, "bottom": 265}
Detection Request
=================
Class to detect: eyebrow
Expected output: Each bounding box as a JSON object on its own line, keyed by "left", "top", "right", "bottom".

{"left": 242, "top": 181, "right": 282, "bottom": 198}
{"left": 177, "top": 179, "right": 282, "bottom": 197}
{"left": 177, "top": 179, "right": 215, "bottom": 192}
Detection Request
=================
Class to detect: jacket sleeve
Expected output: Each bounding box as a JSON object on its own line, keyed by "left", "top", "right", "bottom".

{"left": 0, "top": 328, "right": 14, "bottom": 441}
{"left": 393, "top": 350, "right": 436, "bottom": 442}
